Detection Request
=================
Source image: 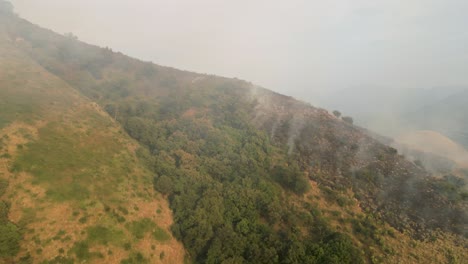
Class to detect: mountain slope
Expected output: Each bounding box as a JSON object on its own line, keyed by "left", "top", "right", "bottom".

{"left": 1, "top": 4, "right": 467, "bottom": 264}
{"left": 0, "top": 15, "right": 184, "bottom": 263}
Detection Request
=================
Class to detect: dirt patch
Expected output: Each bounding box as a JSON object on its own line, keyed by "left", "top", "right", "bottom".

{"left": 0, "top": 121, "right": 41, "bottom": 156}
{"left": 0, "top": 119, "right": 186, "bottom": 263}
{"left": 182, "top": 108, "right": 197, "bottom": 118}
{"left": 6, "top": 172, "right": 46, "bottom": 222}
{"left": 136, "top": 235, "right": 185, "bottom": 264}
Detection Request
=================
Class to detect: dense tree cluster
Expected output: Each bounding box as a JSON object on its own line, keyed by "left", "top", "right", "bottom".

{"left": 108, "top": 90, "right": 363, "bottom": 263}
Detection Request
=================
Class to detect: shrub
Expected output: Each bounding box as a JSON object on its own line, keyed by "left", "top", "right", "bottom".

{"left": 120, "top": 252, "right": 148, "bottom": 264}
{"left": 0, "top": 223, "right": 21, "bottom": 257}
{"left": 152, "top": 226, "right": 171, "bottom": 242}
{"left": 126, "top": 218, "right": 155, "bottom": 240}
{"left": 316, "top": 232, "right": 364, "bottom": 264}
{"left": 332, "top": 110, "right": 341, "bottom": 118}
{"left": 154, "top": 175, "right": 173, "bottom": 195}
{"left": 71, "top": 241, "right": 91, "bottom": 260}
{"left": 272, "top": 165, "right": 310, "bottom": 195}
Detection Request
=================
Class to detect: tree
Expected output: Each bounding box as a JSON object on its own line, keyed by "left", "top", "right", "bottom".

{"left": 154, "top": 175, "right": 173, "bottom": 195}
{"left": 316, "top": 232, "right": 364, "bottom": 264}
{"left": 332, "top": 110, "right": 341, "bottom": 118}
{"left": 342, "top": 116, "right": 353, "bottom": 125}
{"left": 272, "top": 165, "right": 310, "bottom": 195}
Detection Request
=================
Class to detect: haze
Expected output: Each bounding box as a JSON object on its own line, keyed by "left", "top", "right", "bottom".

{"left": 10, "top": 0, "right": 468, "bottom": 121}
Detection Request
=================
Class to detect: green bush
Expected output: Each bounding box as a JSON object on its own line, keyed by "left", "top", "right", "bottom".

{"left": 126, "top": 218, "right": 155, "bottom": 240}
{"left": 71, "top": 241, "right": 91, "bottom": 260}
{"left": 0, "top": 222, "right": 21, "bottom": 257}
{"left": 152, "top": 226, "right": 171, "bottom": 242}
{"left": 272, "top": 164, "right": 310, "bottom": 195}
{"left": 120, "top": 252, "right": 148, "bottom": 264}
{"left": 154, "top": 175, "right": 173, "bottom": 195}
{"left": 315, "top": 233, "right": 364, "bottom": 264}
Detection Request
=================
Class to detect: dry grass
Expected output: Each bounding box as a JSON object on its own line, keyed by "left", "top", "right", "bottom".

{"left": 0, "top": 45, "right": 186, "bottom": 263}
{"left": 396, "top": 130, "right": 468, "bottom": 168}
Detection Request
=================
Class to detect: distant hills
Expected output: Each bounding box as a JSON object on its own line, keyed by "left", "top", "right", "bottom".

{"left": 393, "top": 130, "right": 468, "bottom": 172}
{"left": 405, "top": 89, "right": 468, "bottom": 149}
{"left": 319, "top": 85, "right": 468, "bottom": 163}
{"left": 318, "top": 86, "right": 468, "bottom": 146}
{"left": 0, "top": 2, "right": 467, "bottom": 263}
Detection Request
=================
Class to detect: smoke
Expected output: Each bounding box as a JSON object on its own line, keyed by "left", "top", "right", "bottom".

{"left": 9, "top": 0, "right": 468, "bottom": 105}
{"left": 286, "top": 114, "right": 306, "bottom": 155}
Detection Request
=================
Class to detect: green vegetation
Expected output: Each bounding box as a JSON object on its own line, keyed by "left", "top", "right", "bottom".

{"left": 70, "top": 240, "right": 105, "bottom": 261}
{"left": 0, "top": 201, "right": 8, "bottom": 223}
{"left": 120, "top": 252, "right": 149, "bottom": 264}
{"left": 0, "top": 222, "right": 20, "bottom": 257}
{"left": 12, "top": 121, "right": 125, "bottom": 201}
{"left": 86, "top": 225, "right": 125, "bottom": 246}
{"left": 0, "top": 178, "right": 20, "bottom": 258}
{"left": 1, "top": 6, "right": 467, "bottom": 263}
{"left": 99, "top": 91, "right": 364, "bottom": 263}
{"left": 42, "top": 256, "right": 74, "bottom": 264}
{"left": 126, "top": 218, "right": 155, "bottom": 240}
{"left": 0, "top": 89, "right": 37, "bottom": 129}
{"left": 152, "top": 226, "right": 171, "bottom": 242}
{"left": 0, "top": 178, "right": 8, "bottom": 197}
{"left": 70, "top": 241, "right": 92, "bottom": 261}
{"left": 272, "top": 164, "right": 310, "bottom": 195}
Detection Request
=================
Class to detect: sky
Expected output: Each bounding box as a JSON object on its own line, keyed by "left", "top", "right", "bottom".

{"left": 9, "top": 0, "right": 468, "bottom": 108}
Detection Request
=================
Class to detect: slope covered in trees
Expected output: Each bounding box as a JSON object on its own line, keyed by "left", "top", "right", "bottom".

{"left": 0, "top": 4, "right": 467, "bottom": 263}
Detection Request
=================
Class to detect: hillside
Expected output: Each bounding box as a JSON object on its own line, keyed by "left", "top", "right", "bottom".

{"left": 0, "top": 9, "right": 183, "bottom": 263}
{"left": 404, "top": 89, "right": 468, "bottom": 149}
{"left": 394, "top": 130, "right": 468, "bottom": 170}
{"left": 1, "top": 3, "right": 467, "bottom": 264}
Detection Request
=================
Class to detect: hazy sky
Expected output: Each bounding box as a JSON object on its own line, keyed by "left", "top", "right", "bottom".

{"left": 10, "top": 0, "right": 468, "bottom": 106}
